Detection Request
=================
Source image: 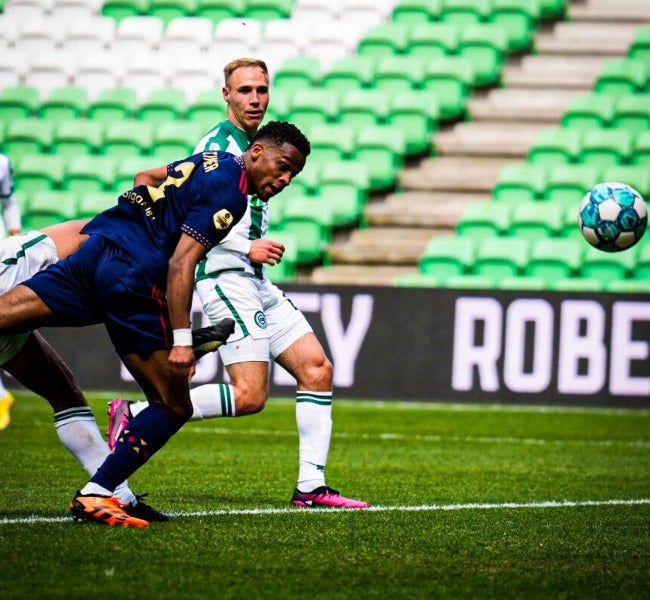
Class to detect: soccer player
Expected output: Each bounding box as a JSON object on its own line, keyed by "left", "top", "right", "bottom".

{"left": 0, "top": 121, "right": 310, "bottom": 527}
{"left": 108, "top": 58, "right": 369, "bottom": 509}
{"left": 0, "top": 153, "right": 24, "bottom": 427}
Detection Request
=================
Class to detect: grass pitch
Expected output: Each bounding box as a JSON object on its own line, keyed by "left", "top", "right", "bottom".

{"left": 0, "top": 392, "right": 648, "bottom": 599}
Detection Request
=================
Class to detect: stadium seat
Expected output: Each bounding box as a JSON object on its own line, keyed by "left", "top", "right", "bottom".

{"left": 492, "top": 162, "right": 547, "bottom": 202}
{"left": 628, "top": 25, "right": 650, "bottom": 66}
{"left": 290, "top": 156, "right": 324, "bottom": 195}
{"left": 632, "top": 242, "right": 650, "bottom": 281}
{"left": 318, "top": 159, "right": 370, "bottom": 228}
{"left": 113, "top": 15, "right": 165, "bottom": 56}
{"left": 508, "top": 201, "right": 563, "bottom": 239}
{"left": 286, "top": 89, "right": 339, "bottom": 131}
{"left": 551, "top": 277, "right": 604, "bottom": 292}
{"left": 338, "top": 89, "right": 390, "bottom": 129}
{"left": 419, "top": 234, "right": 477, "bottom": 279}
{"left": 171, "top": 59, "right": 219, "bottom": 105}
{"left": 495, "top": 275, "right": 546, "bottom": 290}
{"left": 489, "top": 0, "right": 540, "bottom": 52}
{"left": 561, "top": 93, "right": 615, "bottom": 131}
{"left": 120, "top": 55, "right": 169, "bottom": 103}
{"left": 23, "top": 53, "right": 74, "bottom": 99}
{"left": 135, "top": 88, "right": 188, "bottom": 125}
{"left": 631, "top": 130, "right": 650, "bottom": 167}
{"left": 273, "top": 56, "right": 321, "bottom": 92}
{"left": 0, "top": 85, "right": 39, "bottom": 123}
{"left": 320, "top": 55, "right": 375, "bottom": 91}
{"left": 543, "top": 164, "right": 599, "bottom": 203}
{"left": 527, "top": 127, "right": 581, "bottom": 167}
{"left": 150, "top": 121, "right": 203, "bottom": 161}
{"left": 308, "top": 124, "right": 356, "bottom": 163}
{"left": 37, "top": 85, "right": 89, "bottom": 124}
{"left": 353, "top": 125, "right": 406, "bottom": 191}
{"left": 73, "top": 53, "right": 124, "bottom": 95}
{"left": 114, "top": 155, "right": 158, "bottom": 191}
{"left": 439, "top": 0, "right": 491, "bottom": 24}
{"left": 21, "top": 190, "right": 78, "bottom": 229}
{"left": 184, "top": 89, "right": 227, "bottom": 128}
{"left": 472, "top": 236, "right": 529, "bottom": 282}
{"left": 13, "top": 153, "right": 65, "bottom": 192}
{"left": 559, "top": 203, "right": 582, "bottom": 240}
{"left": 525, "top": 237, "right": 583, "bottom": 283}
{"left": 594, "top": 58, "right": 648, "bottom": 96}
{"left": 163, "top": 16, "right": 214, "bottom": 55}
{"left": 147, "top": 0, "right": 197, "bottom": 25}
{"left": 392, "top": 0, "right": 443, "bottom": 23}
{"left": 386, "top": 90, "right": 440, "bottom": 156}
{"left": 601, "top": 165, "right": 650, "bottom": 199}
{"left": 2, "top": 118, "right": 53, "bottom": 161}
{"left": 51, "top": 119, "right": 104, "bottom": 159}
{"left": 101, "top": 0, "right": 148, "bottom": 20}
{"left": 611, "top": 94, "right": 650, "bottom": 133}
{"left": 63, "top": 15, "right": 116, "bottom": 55}
{"left": 443, "top": 274, "right": 495, "bottom": 289}
{"left": 392, "top": 272, "right": 442, "bottom": 287}
{"left": 86, "top": 87, "right": 138, "bottom": 123}
{"left": 194, "top": 0, "right": 244, "bottom": 23}
{"left": 456, "top": 23, "right": 508, "bottom": 86}
{"left": 538, "top": 0, "right": 566, "bottom": 21}
{"left": 64, "top": 155, "right": 118, "bottom": 192}
{"left": 245, "top": 0, "right": 293, "bottom": 20}
{"left": 264, "top": 229, "right": 298, "bottom": 282}
{"left": 373, "top": 55, "right": 426, "bottom": 91}
{"left": 0, "top": 51, "right": 28, "bottom": 91}
{"left": 576, "top": 128, "right": 633, "bottom": 168}
{"left": 357, "top": 23, "right": 410, "bottom": 58}
{"left": 579, "top": 245, "right": 636, "bottom": 284}
{"left": 606, "top": 278, "right": 650, "bottom": 293}
{"left": 456, "top": 201, "right": 511, "bottom": 239}
{"left": 102, "top": 120, "right": 154, "bottom": 158}
{"left": 421, "top": 56, "right": 474, "bottom": 120}
{"left": 407, "top": 22, "right": 459, "bottom": 59}
{"left": 76, "top": 190, "right": 119, "bottom": 219}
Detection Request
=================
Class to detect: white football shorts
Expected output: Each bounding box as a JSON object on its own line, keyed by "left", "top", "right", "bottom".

{"left": 0, "top": 231, "right": 58, "bottom": 365}
{"left": 195, "top": 271, "right": 313, "bottom": 365}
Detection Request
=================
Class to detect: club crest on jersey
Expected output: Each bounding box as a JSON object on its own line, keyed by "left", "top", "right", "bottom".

{"left": 213, "top": 209, "right": 234, "bottom": 230}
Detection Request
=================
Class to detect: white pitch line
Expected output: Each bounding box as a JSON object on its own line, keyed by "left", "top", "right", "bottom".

{"left": 1, "top": 498, "right": 648, "bottom": 526}
{"left": 179, "top": 427, "right": 650, "bottom": 449}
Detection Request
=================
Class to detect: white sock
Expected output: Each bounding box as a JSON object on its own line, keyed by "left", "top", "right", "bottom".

{"left": 295, "top": 391, "right": 332, "bottom": 492}
{"left": 54, "top": 407, "right": 136, "bottom": 504}
{"left": 189, "top": 383, "right": 236, "bottom": 419}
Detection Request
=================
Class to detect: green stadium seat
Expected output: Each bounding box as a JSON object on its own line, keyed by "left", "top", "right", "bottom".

{"left": 421, "top": 56, "right": 474, "bottom": 120}
{"left": 135, "top": 88, "right": 188, "bottom": 125}
{"left": 392, "top": 0, "right": 443, "bottom": 24}
{"left": 495, "top": 275, "right": 546, "bottom": 290}
{"left": 21, "top": 190, "right": 79, "bottom": 229}
{"left": 561, "top": 93, "right": 615, "bottom": 131}
{"left": 492, "top": 162, "right": 547, "bottom": 202}
{"left": 114, "top": 155, "right": 158, "bottom": 191}
{"left": 51, "top": 119, "right": 104, "bottom": 160}
{"left": 184, "top": 89, "right": 227, "bottom": 128}
{"left": 600, "top": 165, "right": 650, "bottom": 199}
{"left": 559, "top": 202, "right": 582, "bottom": 240}
{"left": 245, "top": 0, "right": 293, "bottom": 20}
{"left": 508, "top": 201, "right": 563, "bottom": 239}
{"left": 631, "top": 242, "right": 650, "bottom": 280}
{"left": 628, "top": 26, "right": 650, "bottom": 67}
{"left": 86, "top": 87, "right": 138, "bottom": 123}
{"left": 273, "top": 56, "right": 321, "bottom": 92}
{"left": 579, "top": 245, "right": 636, "bottom": 284}
{"left": 2, "top": 119, "right": 53, "bottom": 161}
{"left": 551, "top": 277, "right": 605, "bottom": 292}
{"left": 195, "top": 0, "right": 243, "bottom": 23}
{"left": 386, "top": 90, "right": 440, "bottom": 156}
{"left": 527, "top": 127, "right": 581, "bottom": 167}
{"left": 544, "top": 164, "right": 599, "bottom": 203}
{"left": 577, "top": 128, "right": 634, "bottom": 168}
{"left": 456, "top": 201, "right": 511, "bottom": 239}
{"left": 13, "top": 154, "right": 65, "bottom": 192}
{"left": 264, "top": 229, "right": 298, "bottom": 283}
{"left": 338, "top": 89, "right": 390, "bottom": 129}
{"left": 472, "top": 236, "right": 529, "bottom": 282}
{"left": 320, "top": 56, "right": 375, "bottom": 92}
{"left": 443, "top": 274, "right": 495, "bottom": 289}
{"left": 525, "top": 237, "right": 583, "bottom": 282}
{"left": 357, "top": 23, "right": 410, "bottom": 59}
{"left": 631, "top": 130, "right": 650, "bottom": 167}
{"left": 308, "top": 124, "right": 356, "bottom": 163}
{"left": 64, "top": 155, "right": 118, "bottom": 192}
{"left": 102, "top": 120, "right": 154, "bottom": 158}
{"left": 538, "top": 0, "right": 566, "bottom": 21}
{"left": 407, "top": 22, "right": 459, "bottom": 59}
{"left": 456, "top": 23, "right": 508, "bottom": 86}
{"left": 606, "top": 278, "right": 650, "bottom": 293}
{"left": 150, "top": 121, "right": 203, "bottom": 161}
{"left": 353, "top": 125, "right": 406, "bottom": 191}
{"left": 286, "top": 89, "right": 339, "bottom": 131}
{"left": 101, "top": 0, "right": 149, "bottom": 20}
{"left": 419, "top": 234, "right": 477, "bottom": 279}
{"left": 147, "top": 0, "right": 197, "bottom": 25}
{"left": 0, "top": 85, "right": 39, "bottom": 123}
{"left": 37, "top": 85, "right": 89, "bottom": 124}
{"left": 373, "top": 55, "right": 426, "bottom": 91}
{"left": 439, "top": 0, "right": 491, "bottom": 24}
{"left": 611, "top": 94, "right": 650, "bottom": 132}
{"left": 489, "top": 0, "right": 540, "bottom": 52}
{"left": 318, "top": 159, "right": 370, "bottom": 228}
{"left": 393, "top": 272, "right": 442, "bottom": 287}
{"left": 594, "top": 58, "right": 648, "bottom": 96}
{"left": 76, "top": 191, "right": 119, "bottom": 219}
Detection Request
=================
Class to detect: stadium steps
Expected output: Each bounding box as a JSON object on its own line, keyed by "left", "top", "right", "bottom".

{"left": 569, "top": 0, "right": 650, "bottom": 23}
{"left": 467, "top": 89, "right": 578, "bottom": 123}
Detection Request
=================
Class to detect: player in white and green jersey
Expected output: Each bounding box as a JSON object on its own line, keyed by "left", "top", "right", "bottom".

{"left": 116, "top": 58, "right": 369, "bottom": 509}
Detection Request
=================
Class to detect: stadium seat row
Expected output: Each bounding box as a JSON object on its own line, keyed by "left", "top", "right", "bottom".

{"left": 559, "top": 92, "right": 650, "bottom": 132}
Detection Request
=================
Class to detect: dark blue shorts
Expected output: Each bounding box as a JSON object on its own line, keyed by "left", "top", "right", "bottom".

{"left": 23, "top": 235, "right": 171, "bottom": 357}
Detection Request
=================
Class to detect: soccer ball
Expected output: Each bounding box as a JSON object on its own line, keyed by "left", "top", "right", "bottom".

{"left": 578, "top": 182, "right": 647, "bottom": 252}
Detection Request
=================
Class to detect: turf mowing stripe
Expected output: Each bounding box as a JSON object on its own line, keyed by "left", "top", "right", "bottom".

{"left": 180, "top": 427, "right": 650, "bottom": 449}
{"left": 1, "top": 498, "right": 648, "bottom": 525}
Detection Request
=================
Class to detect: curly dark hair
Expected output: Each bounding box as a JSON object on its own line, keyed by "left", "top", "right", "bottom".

{"left": 250, "top": 121, "right": 311, "bottom": 158}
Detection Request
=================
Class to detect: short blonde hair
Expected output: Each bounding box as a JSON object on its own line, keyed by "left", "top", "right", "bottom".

{"left": 223, "top": 58, "right": 269, "bottom": 87}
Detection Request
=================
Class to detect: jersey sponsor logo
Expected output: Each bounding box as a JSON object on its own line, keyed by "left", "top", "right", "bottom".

{"left": 254, "top": 311, "right": 267, "bottom": 329}
{"left": 213, "top": 209, "right": 234, "bottom": 230}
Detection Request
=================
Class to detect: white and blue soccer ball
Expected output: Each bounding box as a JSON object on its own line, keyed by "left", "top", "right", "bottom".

{"left": 578, "top": 182, "right": 647, "bottom": 252}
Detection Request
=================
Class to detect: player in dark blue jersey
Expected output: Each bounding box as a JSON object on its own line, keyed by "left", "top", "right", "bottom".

{"left": 0, "top": 121, "right": 310, "bottom": 527}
